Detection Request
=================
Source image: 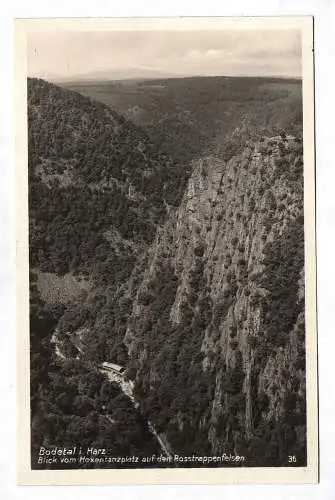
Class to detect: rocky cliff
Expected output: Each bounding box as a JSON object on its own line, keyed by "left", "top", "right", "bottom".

{"left": 124, "top": 133, "right": 305, "bottom": 466}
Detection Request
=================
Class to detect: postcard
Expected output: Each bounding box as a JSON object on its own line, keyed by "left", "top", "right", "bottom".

{"left": 15, "top": 16, "right": 318, "bottom": 484}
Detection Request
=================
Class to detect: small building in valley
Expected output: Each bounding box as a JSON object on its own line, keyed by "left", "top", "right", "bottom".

{"left": 101, "top": 361, "right": 125, "bottom": 375}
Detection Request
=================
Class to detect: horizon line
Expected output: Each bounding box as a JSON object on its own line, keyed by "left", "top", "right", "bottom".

{"left": 28, "top": 73, "right": 302, "bottom": 83}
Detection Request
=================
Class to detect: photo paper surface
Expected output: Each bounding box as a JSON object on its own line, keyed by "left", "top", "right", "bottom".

{"left": 16, "top": 16, "right": 318, "bottom": 484}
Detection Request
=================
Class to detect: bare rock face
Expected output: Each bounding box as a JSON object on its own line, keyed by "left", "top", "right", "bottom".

{"left": 124, "top": 134, "right": 305, "bottom": 466}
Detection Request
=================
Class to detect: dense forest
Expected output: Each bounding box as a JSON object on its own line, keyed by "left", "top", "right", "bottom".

{"left": 28, "top": 76, "right": 306, "bottom": 468}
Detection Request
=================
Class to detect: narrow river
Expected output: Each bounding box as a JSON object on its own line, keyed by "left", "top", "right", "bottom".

{"left": 100, "top": 365, "right": 173, "bottom": 459}
{"left": 52, "top": 334, "right": 173, "bottom": 459}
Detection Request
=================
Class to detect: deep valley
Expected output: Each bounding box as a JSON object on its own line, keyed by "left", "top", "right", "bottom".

{"left": 28, "top": 75, "right": 306, "bottom": 468}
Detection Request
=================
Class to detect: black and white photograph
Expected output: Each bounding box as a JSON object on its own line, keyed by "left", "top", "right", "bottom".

{"left": 16, "top": 17, "right": 317, "bottom": 484}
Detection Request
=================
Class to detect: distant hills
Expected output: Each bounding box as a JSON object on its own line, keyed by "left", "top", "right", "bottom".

{"left": 42, "top": 68, "right": 302, "bottom": 84}
{"left": 61, "top": 75, "right": 302, "bottom": 166}
{"left": 52, "top": 67, "right": 183, "bottom": 83}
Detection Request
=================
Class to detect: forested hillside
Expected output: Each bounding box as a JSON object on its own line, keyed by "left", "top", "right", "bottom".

{"left": 29, "top": 76, "right": 306, "bottom": 468}
{"left": 28, "top": 77, "right": 188, "bottom": 274}
{"left": 28, "top": 77, "right": 190, "bottom": 365}
{"left": 28, "top": 78, "right": 188, "bottom": 467}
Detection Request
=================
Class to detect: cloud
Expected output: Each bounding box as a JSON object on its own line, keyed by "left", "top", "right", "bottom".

{"left": 27, "top": 28, "right": 302, "bottom": 80}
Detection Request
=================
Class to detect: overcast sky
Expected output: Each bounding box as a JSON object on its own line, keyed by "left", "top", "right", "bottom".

{"left": 27, "top": 29, "right": 302, "bottom": 80}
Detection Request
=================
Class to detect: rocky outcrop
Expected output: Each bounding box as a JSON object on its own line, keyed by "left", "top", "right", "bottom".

{"left": 124, "top": 134, "right": 305, "bottom": 465}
